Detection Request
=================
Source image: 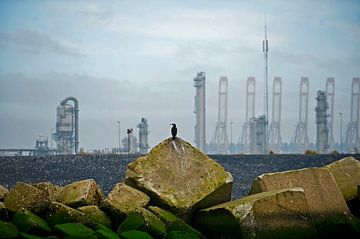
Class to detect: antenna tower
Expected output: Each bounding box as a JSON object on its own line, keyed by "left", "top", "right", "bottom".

{"left": 263, "top": 15, "right": 269, "bottom": 153}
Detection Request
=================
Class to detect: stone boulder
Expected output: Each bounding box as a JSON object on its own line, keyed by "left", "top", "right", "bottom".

{"left": 250, "top": 167, "right": 350, "bottom": 220}
{"left": 45, "top": 202, "right": 85, "bottom": 226}
{"left": 100, "top": 183, "right": 150, "bottom": 225}
{"left": 77, "top": 205, "right": 112, "bottom": 228}
{"left": 195, "top": 188, "right": 317, "bottom": 239}
{"left": 125, "top": 138, "right": 232, "bottom": 220}
{"left": 4, "top": 182, "right": 50, "bottom": 213}
{"left": 11, "top": 208, "right": 52, "bottom": 235}
{"left": 57, "top": 179, "right": 104, "bottom": 208}
{"left": 0, "top": 202, "right": 8, "bottom": 220}
{"left": 0, "top": 185, "right": 9, "bottom": 201}
{"left": 32, "top": 182, "right": 62, "bottom": 202}
{"left": 324, "top": 156, "right": 360, "bottom": 201}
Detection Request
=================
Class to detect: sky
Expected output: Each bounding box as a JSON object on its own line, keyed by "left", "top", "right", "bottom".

{"left": 0, "top": 0, "right": 359, "bottom": 150}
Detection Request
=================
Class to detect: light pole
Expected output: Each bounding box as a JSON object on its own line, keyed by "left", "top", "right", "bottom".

{"left": 339, "top": 113, "right": 343, "bottom": 153}
{"left": 117, "top": 121, "right": 121, "bottom": 154}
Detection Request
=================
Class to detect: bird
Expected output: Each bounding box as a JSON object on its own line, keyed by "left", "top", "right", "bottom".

{"left": 171, "top": 123, "right": 177, "bottom": 140}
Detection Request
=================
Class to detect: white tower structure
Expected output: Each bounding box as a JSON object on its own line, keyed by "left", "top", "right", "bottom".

{"left": 193, "top": 72, "right": 206, "bottom": 152}
{"left": 137, "top": 118, "right": 149, "bottom": 154}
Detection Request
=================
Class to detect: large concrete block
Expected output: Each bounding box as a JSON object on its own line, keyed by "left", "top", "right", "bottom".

{"left": 125, "top": 138, "right": 232, "bottom": 220}
{"left": 250, "top": 167, "right": 350, "bottom": 219}
{"left": 195, "top": 188, "right": 317, "bottom": 239}
{"left": 57, "top": 179, "right": 104, "bottom": 208}
{"left": 324, "top": 156, "right": 360, "bottom": 201}
{"left": 4, "top": 182, "right": 50, "bottom": 213}
{"left": 0, "top": 184, "right": 9, "bottom": 201}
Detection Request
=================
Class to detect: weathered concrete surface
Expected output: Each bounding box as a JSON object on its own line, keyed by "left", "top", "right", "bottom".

{"left": 57, "top": 179, "right": 104, "bottom": 208}
{"left": 125, "top": 138, "right": 232, "bottom": 220}
{"left": 100, "top": 182, "right": 150, "bottom": 224}
{"left": 4, "top": 182, "right": 50, "bottom": 213}
{"left": 32, "top": 182, "right": 62, "bottom": 202}
{"left": 45, "top": 202, "right": 85, "bottom": 226}
{"left": 250, "top": 167, "right": 350, "bottom": 219}
{"left": 77, "top": 205, "right": 112, "bottom": 228}
{"left": 0, "top": 184, "right": 9, "bottom": 201}
{"left": 324, "top": 156, "right": 360, "bottom": 201}
{"left": 12, "top": 208, "right": 52, "bottom": 235}
{"left": 195, "top": 188, "right": 317, "bottom": 239}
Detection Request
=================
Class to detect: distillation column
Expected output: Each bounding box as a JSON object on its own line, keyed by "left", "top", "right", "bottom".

{"left": 213, "top": 77, "right": 229, "bottom": 154}
{"left": 292, "top": 77, "right": 309, "bottom": 152}
{"left": 240, "top": 77, "right": 256, "bottom": 153}
{"left": 269, "top": 77, "right": 282, "bottom": 152}
{"left": 345, "top": 78, "right": 360, "bottom": 152}
{"left": 325, "top": 77, "right": 335, "bottom": 149}
{"left": 315, "top": 91, "right": 329, "bottom": 153}
{"left": 137, "top": 118, "right": 149, "bottom": 154}
{"left": 193, "top": 72, "right": 206, "bottom": 152}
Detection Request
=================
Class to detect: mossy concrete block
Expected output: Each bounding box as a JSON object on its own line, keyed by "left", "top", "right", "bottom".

{"left": 54, "top": 223, "right": 96, "bottom": 239}
{"left": 12, "top": 208, "right": 51, "bottom": 235}
{"left": 95, "top": 224, "right": 120, "bottom": 239}
{"left": 125, "top": 138, "right": 232, "bottom": 220}
{"left": 100, "top": 183, "right": 149, "bottom": 224}
{"left": 77, "top": 205, "right": 112, "bottom": 228}
{"left": 45, "top": 202, "right": 85, "bottom": 226}
{"left": 57, "top": 179, "right": 104, "bottom": 208}
{"left": 119, "top": 230, "right": 154, "bottom": 239}
{"left": 0, "top": 221, "right": 18, "bottom": 238}
{"left": 0, "top": 185, "right": 9, "bottom": 201}
{"left": 33, "top": 182, "right": 62, "bottom": 202}
{"left": 148, "top": 206, "right": 204, "bottom": 238}
{"left": 195, "top": 188, "right": 317, "bottom": 239}
{"left": 250, "top": 167, "right": 350, "bottom": 220}
{"left": 167, "top": 231, "right": 200, "bottom": 239}
{"left": 118, "top": 207, "right": 166, "bottom": 238}
{"left": 324, "top": 156, "right": 360, "bottom": 201}
{"left": 4, "top": 182, "right": 50, "bottom": 213}
{"left": 0, "top": 202, "right": 8, "bottom": 220}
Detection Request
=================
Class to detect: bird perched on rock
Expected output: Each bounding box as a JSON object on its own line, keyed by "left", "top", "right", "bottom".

{"left": 171, "top": 123, "right": 177, "bottom": 140}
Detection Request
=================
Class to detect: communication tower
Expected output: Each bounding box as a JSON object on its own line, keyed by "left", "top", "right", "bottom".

{"left": 345, "top": 78, "right": 360, "bottom": 152}
{"left": 269, "top": 77, "right": 282, "bottom": 152}
{"left": 137, "top": 118, "right": 149, "bottom": 154}
{"left": 240, "top": 77, "right": 256, "bottom": 153}
{"left": 292, "top": 78, "right": 309, "bottom": 152}
{"left": 193, "top": 72, "right": 206, "bottom": 152}
{"left": 53, "top": 97, "right": 79, "bottom": 154}
{"left": 315, "top": 91, "right": 329, "bottom": 153}
{"left": 263, "top": 16, "right": 269, "bottom": 153}
{"left": 213, "top": 77, "right": 229, "bottom": 154}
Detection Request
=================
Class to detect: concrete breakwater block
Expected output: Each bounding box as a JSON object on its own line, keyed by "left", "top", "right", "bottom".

{"left": 125, "top": 137, "right": 233, "bottom": 221}
{"left": 195, "top": 187, "right": 317, "bottom": 239}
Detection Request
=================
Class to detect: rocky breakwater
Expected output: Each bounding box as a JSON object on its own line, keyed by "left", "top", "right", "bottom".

{"left": 0, "top": 138, "right": 359, "bottom": 239}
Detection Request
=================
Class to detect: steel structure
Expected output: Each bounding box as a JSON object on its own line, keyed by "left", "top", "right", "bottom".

{"left": 325, "top": 77, "right": 335, "bottom": 149}
{"left": 345, "top": 78, "right": 360, "bottom": 152}
{"left": 250, "top": 115, "right": 267, "bottom": 154}
{"left": 193, "top": 72, "right": 206, "bottom": 152}
{"left": 213, "top": 77, "right": 229, "bottom": 154}
{"left": 269, "top": 77, "right": 282, "bottom": 152}
{"left": 137, "top": 118, "right": 149, "bottom": 154}
{"left": 315, "top": 91, "right": 329, "bottom": 153}
{"left": 240, "top": 77, "right": 256, "bottom": 152}
{"left": 292, "top": 77, "right": 309, "bottom": 152}
{"left": 53, "top": 97, "right": 79, "bottom": 154}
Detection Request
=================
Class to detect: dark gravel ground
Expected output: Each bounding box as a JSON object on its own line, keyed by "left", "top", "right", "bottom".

{"left": 0, "top": 153, "right": 359, "bottom": 199}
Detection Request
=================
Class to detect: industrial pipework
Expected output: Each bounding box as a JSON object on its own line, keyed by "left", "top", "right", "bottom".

{"left": 61, "top": 97, "right": 79, "bottom": 154}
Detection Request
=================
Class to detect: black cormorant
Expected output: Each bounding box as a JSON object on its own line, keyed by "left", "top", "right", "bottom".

{"left": 171, "top": 123, "right": 177, "bottom": 140}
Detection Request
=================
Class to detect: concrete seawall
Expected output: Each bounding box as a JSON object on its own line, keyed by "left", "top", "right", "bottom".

{"left": 1, "top": 154, "right": 359, "bottom": 199}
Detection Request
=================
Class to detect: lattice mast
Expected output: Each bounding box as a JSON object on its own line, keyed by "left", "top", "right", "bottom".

{"left": 263, "top": 16, "right": 269, "bottom": 153}
{"left": 213, "top": 77, "right": 229, "bottom": 154}
{"left": 269, "top": 77, "right": 282, "bottom": 152}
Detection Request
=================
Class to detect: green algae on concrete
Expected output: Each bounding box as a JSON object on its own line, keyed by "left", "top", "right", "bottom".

{"left": 4, "top": 182, "right": 50, "bottom": 213}
{"left": 95, "top": 224, "right": 120, "bottom": 239}
{"left": 250, "top": 167, "right": 350, "bottom": 220}
{"left": 77, "top": 205, "right": 112, "bottom": 228}
{"left": 148, "top": 206, "right": 204, "bottom": 238}
{"left": 33, "top": 182, "right": 62, "bottom": 202}
{"left": 54, "top": 223, "right": 96, "bottom": 239}
{"left": 166, "top": 231, "right": 200, "bottom": 239}
{"left": 45, "top": 202, "right": 85, "bottom": 226}
{"left": 119, "top": 230, "right": 154, "bottom": 239}
{"left": 0, "top": 185, "right": 9, "bottom": 201}
{"left": 195, "top": 188, "right": 317, "bottom": 239}
{"left": 0, "top": 221, "right": 18, "bottom": 238}
{"left": 324, "top": 156, "right": 360, "bottom": 201}
{"left": 118, "top": 207, "right": 166, "bottom": 238}
{"left": 100, "top": 183, "right": 150, "bottom": 225}
{"left": 12, "top": 208, "right": 51, "bottom": 235}
{"left": 125, "top": 138, "right": 232, "bottom": 220}
{"left": 57, "top": 179, "right": 104, "bottom": 208}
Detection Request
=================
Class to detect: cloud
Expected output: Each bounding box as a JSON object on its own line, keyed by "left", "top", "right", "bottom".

{"left": 0, "top": 30, "right": 82, "bottom": 57}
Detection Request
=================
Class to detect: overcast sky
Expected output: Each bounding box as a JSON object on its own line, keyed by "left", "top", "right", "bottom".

{"left": 0, "top": 0, "right": 359, "bottom": 150}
